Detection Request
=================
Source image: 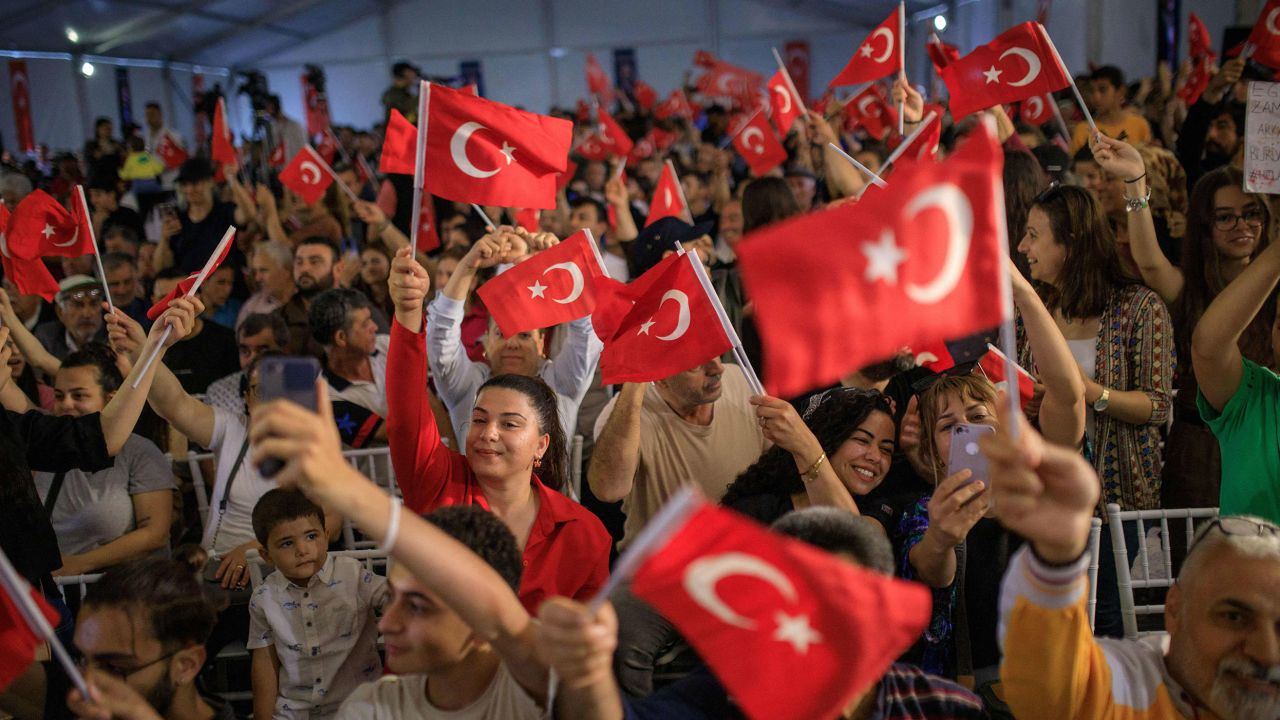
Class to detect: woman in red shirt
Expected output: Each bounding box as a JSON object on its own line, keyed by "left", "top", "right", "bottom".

{"left": 385, "top": 243, "right": 610, "bottom": 613}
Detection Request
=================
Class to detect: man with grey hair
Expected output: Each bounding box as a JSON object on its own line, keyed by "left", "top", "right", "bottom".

{"left": 984, "top": 413, "right": 1280, "bottom": 720}
{"left": 204, "top": 312, "right": 290, "bottom": 414}
{"left": 0, "top": 171, "right": 33, "bottom": 208}
{"left": 236, "top": 239, "right": 296, "bottom": 330}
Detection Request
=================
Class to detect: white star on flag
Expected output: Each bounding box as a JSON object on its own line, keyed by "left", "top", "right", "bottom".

{"left": 772, "top": 611, "right": 823, "bottom": 654}
{"left": 41, "top": 224, "right": 55, "bottom": 239}
{"left": 527, "top": 280, "right": 547, "bottom": 299}
{"left": 859, "top": 44, "right": 874, "bottom": 58}
{"left": 983, "top": 65, "right": 1003, "bottom": 84}
{"left": 499, "top": 142, "right": 516, "bottom": 165}
{"left": 861, "top": 230, "right": 907, "bottom": 284}
{"left": 637, "top": 318, "right": 656, "bottom": 335}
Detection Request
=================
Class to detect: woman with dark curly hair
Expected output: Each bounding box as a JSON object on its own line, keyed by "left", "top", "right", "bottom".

{"left": 722, "top": 387, "right": 897, "bottom": 530}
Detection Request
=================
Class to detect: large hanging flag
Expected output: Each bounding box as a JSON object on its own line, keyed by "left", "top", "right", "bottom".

{"left": 829, "top": 7, "right": 903, "bottom": 87}
{"left": 477, "top": 229, "right": 609, "bottom": 336}
{"left": 211, "top": 97, "right": 237, "bottom": 166}
{"left": 940, "top": 22, "right": 1071, "bottom": 119}
{"left": 8, "top": 61, "right": 34, "bottom": 153}
{"left": 736, "top": 121, "right": 1007, "bottom": 397}
{"left": 422, "top": 83, "right": 572, "bottom": 210}
{"left": 278, "top": 146, "right": 335, "bottom": 205}
{"left": 630, "top": 497, "right": 932, "bottom": 720}
{"left": 731, "top": 111, "right": 788, "bottom": 176}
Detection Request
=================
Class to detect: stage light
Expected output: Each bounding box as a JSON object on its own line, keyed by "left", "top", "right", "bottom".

{"left": 80, "top": 61, "right": 94, "bottom": 77}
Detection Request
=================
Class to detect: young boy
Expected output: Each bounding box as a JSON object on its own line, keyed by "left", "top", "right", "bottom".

{"left": 249, "top": 489, "right": 388, "bottom": 719}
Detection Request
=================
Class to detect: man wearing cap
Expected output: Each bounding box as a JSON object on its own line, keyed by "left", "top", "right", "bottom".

{"left": 34, "top": 276, "right": 109, "bottom": 361}
{"left": 153, "top": 157, "right": 254, "bottom": 284}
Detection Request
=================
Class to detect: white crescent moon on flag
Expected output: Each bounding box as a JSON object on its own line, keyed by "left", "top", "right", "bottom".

{"left": 53, "top": 230, "right": 78, "bottom": 248}
{"left": 870, "top": 27, "right": 895, "bottom": 63}
{"left": 0, "top": 232, "right": 9, "bottom": 258}
{"left": 998, "top": 47, "right": 1042, "bottom": 88}
{"left": 542, "top": 262, "right": 584, "bottom": 304}
{"left": 655, "top": 289, "right": 691, "bottom": 340}
{"left": 857, "top": 95, "right": 878, "bottom": 117}
{"left": 683, "top": 552, "right": 799, "bottom": 629}
{"left": 300, "top": 161, "right": 322, "bottom": 185}
{"left": 663, "top": 187, "right": 673, "bottom": 208}
{"left": 1268, "top": 7, "right": 1280, "bottom": 34}
{"left": 1025, "top": 96, "right": 1044, "bottom": 118}
{"left": 903, "top": 184, "right": 974, "bottom": 305}
{"left": 741, "top": 127, "right": 766, "bottom": 154}
{"left": 773, "top": 85, "right": 792, "bottom": 114}
{"left": 450, "top": 121, "right": 500, "bottom": 179}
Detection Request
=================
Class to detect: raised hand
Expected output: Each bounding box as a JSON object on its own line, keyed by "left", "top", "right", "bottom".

{"left": 248, "top": 379, "right": 347, "bottom": 505}
{"left": 67, "top": 668, "right": 166, "bottom": 720}
{"left": 1088, "top": 132, "right": 1145, "bottom": 184}
{"left": 750, "top": 395, "right": 823, "bottom": 462}
{"left": 388, "top": 246, "right": 431, "bottom": 331}
{"left": 353, "top": 199, "right": 387, "bottom": 226}
{"left": 536, "top": 597, "right": 619, "bottom": 691}
{"left": 0, "top": 327, "right": 11, "bottom": 394}
{"left": 1204, "top": 57, "right": 1244, "bottom": 103}
{"left": 924, "top": 469, "right": 988, "bottom": 548}
{"left": 891, "top": 75, "right": 924, "bottom": 123}
{"left": 804, "top": 110, "right": 839, "bottom": 147}
{"left": 152, "top": 297, "right": 204, "bottom": 348}
{"left": 105, "top": 307, "right": 147, "bottom": 363}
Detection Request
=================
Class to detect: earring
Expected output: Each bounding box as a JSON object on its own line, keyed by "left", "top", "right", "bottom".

{"left": 534, "top": 457, "right": 543, "bottom": 468}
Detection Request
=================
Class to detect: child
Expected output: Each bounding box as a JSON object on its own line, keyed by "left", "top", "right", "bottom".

{"left": 248, "top": 489, "right": 388, "bottom": 719}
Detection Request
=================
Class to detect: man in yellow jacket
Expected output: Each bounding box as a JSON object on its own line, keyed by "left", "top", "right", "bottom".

{"left": 981, "top": 406, "right": 1280, "bottom": 720}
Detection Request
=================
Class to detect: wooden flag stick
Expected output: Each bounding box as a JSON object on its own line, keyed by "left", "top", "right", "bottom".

{"left": 827, "top": 142, "right": 886, "bottom": 187}
{"left": 76, "top": 185, "right": 115, "bottom": 316}
{"left": 771, "top": 47, "right": 810, "bottom": 115}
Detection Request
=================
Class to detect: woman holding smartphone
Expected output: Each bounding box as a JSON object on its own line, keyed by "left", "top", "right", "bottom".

{"left": 896, "top": 258, "right": 1084, "bottom": 682}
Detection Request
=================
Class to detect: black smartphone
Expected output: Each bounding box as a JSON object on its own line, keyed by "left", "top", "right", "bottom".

{"left": 255, "top": 356, "right": 320, "bottom": 478}
{"left": 947, "top": 423, "right": 995, "bottom": 488}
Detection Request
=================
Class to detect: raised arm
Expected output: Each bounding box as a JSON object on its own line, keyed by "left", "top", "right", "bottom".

{"left": 604, "top": 170, "right": 638, "bottom": 244}
{"left": 807, "top": 111, "right": 867, "bottom": 200}
{"left": 224, "top": 168, "right": 257, "bottom": 226}
{"left": 587, "top": 383, "right": 645, "bottom": 503}
{"left": 249, "top": 388, "right": 546, "bottom": 698}
{"left": 1193, "top": 239, "right": 1280, "bottom": 411}
{"left": 254, "top": 184, "right": 289, "bottom": 245}
{"left": 429, "top": 233, "right": 510, "bottom": 409}
{"left": 353, "top": 200, "right": 409, "bottom": 253}
{"left": 749, "top": 395, "right": 861, "bottom": 516}
{"left": 1011, "top": 262, "right": 1086, "bottom": 447}
{"left": 1090, "top": 133, "right": 1183, "bottom": 303}
{"left": 0, "top": 288, "right": 62, "bottom": 377}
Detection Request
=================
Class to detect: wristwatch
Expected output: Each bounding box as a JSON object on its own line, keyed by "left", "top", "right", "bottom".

{"left": 1093, "top": 388, "right": 1111, "bottom": 413}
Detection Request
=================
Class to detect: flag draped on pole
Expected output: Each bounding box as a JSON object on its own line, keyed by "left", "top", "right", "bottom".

{"left": 736, "top": 121, "right": 1008, "bottom": 397}
{"left": 422, "top": 84, "right": 572, "bottom": 210}
{"left": 630, "top": 498, "right": 932, "bottom": 720}
{"left": 829, "top": 7, "right": 903, "bottom": 87}
{"left": 8, "top": 61, "right": 35, "bottom": 153}
{"left": 940, "top": 22, "right": 1071, "bottom": 118}
{"left": 477, "top": 229, "right": 608, "bottom": 336}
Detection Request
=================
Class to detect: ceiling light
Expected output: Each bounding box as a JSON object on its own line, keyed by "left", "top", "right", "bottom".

{"left": 80, "top": 61, "right": 94, "bottom": 77}
{"left": 66, "top": 28, "right": 79, "bottom": 43}
{"left": 933, "top": 14, "right": 947, "bottom": 31}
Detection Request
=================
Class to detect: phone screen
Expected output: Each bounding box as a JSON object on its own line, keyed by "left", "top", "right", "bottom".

{"left": 255, "top": 356, "right": 320, "bottom": 478}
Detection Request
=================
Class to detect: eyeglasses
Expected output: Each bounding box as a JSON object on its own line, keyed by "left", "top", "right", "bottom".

{"left": 1212, "top": 209, "right": 1266, "bottom": 231}
{"left": 1190, "top": 516, "right": 1280, "bottom": 554}
{"left": 76, "top": 648, "right": 180, "bottom": 680}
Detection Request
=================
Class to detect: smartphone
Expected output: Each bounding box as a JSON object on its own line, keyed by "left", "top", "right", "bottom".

{"left": 255, "top": 356, "right": 321, "bottom": 478}
{"left": 947, "top": 423, "right": 995, "bottom": 488}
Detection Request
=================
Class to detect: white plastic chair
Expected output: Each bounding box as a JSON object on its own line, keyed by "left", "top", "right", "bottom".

{"left": 340, "top": 447, "right": 397, "bottom": 549}
{"left": 1087, "top": 516, "right": 1102, "bottom": 630}
{"left": 1104, "top": 503, "right": 1220, "bottom": 639}
{"left": 569, "top": 434, "right": 584, "bottom": 502}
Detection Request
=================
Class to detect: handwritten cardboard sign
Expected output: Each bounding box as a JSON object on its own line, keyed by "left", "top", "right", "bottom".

{"left": 1245, "top": 81, "right": 1280, "bottom": 193}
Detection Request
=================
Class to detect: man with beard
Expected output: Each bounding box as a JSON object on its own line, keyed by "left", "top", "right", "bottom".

{"left": 986, "top": 410, "right": 1280, "bottom": 720}
{"left": 1178, "top": 57, "right": 1248, "bottom": 190}
{"left": 63, "top": 558, "right": 238, "bottom": 719}
{"left": 274, "top": 237, "right": 339, "bottom": 358}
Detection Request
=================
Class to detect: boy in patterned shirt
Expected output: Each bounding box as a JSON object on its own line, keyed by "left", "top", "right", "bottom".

{"left": 248, "top": 489, "right": 388, "bottom": 719}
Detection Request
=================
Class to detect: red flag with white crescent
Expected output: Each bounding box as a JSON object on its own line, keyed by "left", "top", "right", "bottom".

{"left": 732, "top": 111, "right": 788, "bottom": 177}
{"left": 278, "top": 146, "right": 335, "bottom": 205}
{"left": 0, "top": 202, "right": 59, "bottom": 301}
{"left": 156, "top": 130, "right": 189, "bottom": 170}
{"left": 645, "top": 163, "right": 690, "bottom": 226}
{"left": 211, "top": 97, "right": 237, "bottom": 167}
{"left": 829, "top": 7, "right": 902, "bottom": 87}
{"left": 477, "top": 229, "right": 607, "bottom": 336}
{"left": 940, "top": 22, "right": 1071, "bottom": 118}
{"left": 767, "top": 71, "right": 802, "bottom": 134}
{"left": 8, "top": 61, "right": 35, "bottom": 153}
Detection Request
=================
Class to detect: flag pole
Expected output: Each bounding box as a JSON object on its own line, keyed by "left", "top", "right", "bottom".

{"left": 589, "top": 486, "right": 701, "bottom": 611}
{"left": 0, "top": 547, "right": 92, "bottom": 700}
{"left": 311, "top": 146, "right": 360, "bottom": 203}
{"left": 827, "top": 143, "right": 887, "bottom": 187}
{"left": 718, "top": 107, "right": 764, "bottom": 150}
{"left": 666, "top": 159, "right": 695, "bottom": 224}
{"left": 471, "top": 204, "right": 497, "bottom": 230}
{"left": 131, "top": 226, "right": 236, "bottom": 388}
{"left": 582, "top": 228, "right": 612, "bottom": 279}
{"left": 682, "top": 249, "right": 765, "bottom": 396}
{"left": 76, "top": 185, "right": 115, "bottom": 316}
{"left": 1038, "top": 23, "right": 1096, "bottom": 136}
{"left": 771, "top": 47, "right": 810, "bottom": 115}
{"left": 897, "top": 1, "right": 906, "bottom": 136}
{"left": 880, "top": 110, "right": 938, "bottom": 172}
{"left": 409, "top": 81, "right": 430, "bottom": 252}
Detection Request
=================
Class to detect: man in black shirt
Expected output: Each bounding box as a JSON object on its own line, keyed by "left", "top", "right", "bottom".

{"left": 151, "top": 270, "right": 238, "bottom": 394}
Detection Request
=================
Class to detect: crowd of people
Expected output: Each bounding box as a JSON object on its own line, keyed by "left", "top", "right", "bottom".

{"left": 0, "top": 15, "right": 1279, "bottom": 720}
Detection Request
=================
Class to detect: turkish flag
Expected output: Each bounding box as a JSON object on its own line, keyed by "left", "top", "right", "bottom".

{"left": 888, "top": 109, "right": 942, "bottom": 161}
{"left": 211, "top": 97, "right": 237, "bottom": 167}
{"left": 575, "top": 133, "right": 611, "bottom": 162}
{"left": 379, "top": 109, "right": 418, "bottom": 175}
{"left": 557, "top": 159, "right": 578, "bottom": 191}
{"left": 1178, "top": 14, "right": 1216, "bottom": 105}
{"left": 1017, "top": 94, "right": 1055, "bottom": 127}
{"left": 70, "top": 186, "right": 95, "bottom": 253}
{"left": 423, "top": 83, "right": 572, "bottom": 210}
{"left": 650, "top": 126, "right": 678, "bottom": 151}
{"left": 586, "top": 53, "right": 611, "bottom": 96}
{"left": 1248, "top": 0, "right": 1280, "bottom": 68}
{"left": 977, "top": 344, "right": 1036, "bottom": 409}
{"left": 696, "top": 59, "right": 765, "bottom": 109}
{"left": 155, "top": 129, "right": 188, "bottom": 170}
{"left": 316, "top": 129, "right": 339, "bottom": 165}
{"left": 645, "top": 162, "right": 690, "bottom": 226}
{"left": 829, "top": 7, "right": 902, "bottom": 87}
{"left": 598, "top": 252, "right": 732, "bottom": 383}
{"left": 514, "top": 207, "right": 539, "bottom": 233}
{"left": 301, "top": 74, "right": 330, "bottom": 137}
{"left": 633, "top": 80, "right": 658, "bottom": 111}
{"left": 148, "top": 230, "right": 234, "bottom": 320}
{"left": 941, "top": 22, "right": 1071, "bottom": 118}
{"left": 732, "top": 112, "right": 788, "bottom": 177}
{"left": 626, "top": 133, "right": 656, "bottom": 167}
{"left": 0, "top": 203, "right": 58, "bottom": 301}
{"left": 279, "top": 146, "right": 334, "bottom": 206}
{"left": 7, "top": 190, "right": 88, "bottom": 260}
{"left": 8, "top": 61, "right": 34, "bottom": 153}
{"left": 927, "top": 31, "right": 960, "bottom": 74}
{"left": 0, "top": 579, "right": 60, "bottom": 691}
{"left": 477, "top": 230, "right": 607, "bottom": 336}
{"left": 655, "top": 90, "right": 693, "bottom": 120}
{"left": 767, "top": 71, "right": 802, "bottom": 134}
{"left": 631, "top": 499, "right": 932, "bottom": 720}
{"left": 268, "top": 141, "right": 287, "bottom": 169}
{"left": 736, "top": 121, "right": 1007, "bottom": 397}
{"left": 845, "top": 84, "right": 898, "bottom": 140}
{"left": 596, "top": 109, "right": 635, "bottom": 158}
{"left": 416, "top": 197, "right": 441, "bottom": 253}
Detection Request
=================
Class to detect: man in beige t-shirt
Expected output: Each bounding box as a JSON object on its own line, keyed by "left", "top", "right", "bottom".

{"left": 588, "top": 357, "right": 767, "bottom": 697}
{"left": 589, "top": 358, "right": 767, "bottom": 549}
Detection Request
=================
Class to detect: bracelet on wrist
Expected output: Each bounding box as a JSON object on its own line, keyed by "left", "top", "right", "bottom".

{"left": 800, "top": 452, "right": 828, "bottom": 483}
{"left": 1124, "top": 172, "right": 1146, "bottom": 184}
